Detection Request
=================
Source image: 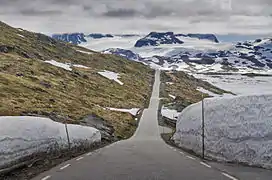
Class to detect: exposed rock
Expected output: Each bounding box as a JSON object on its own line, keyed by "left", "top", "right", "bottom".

{"left": 80, "top": 114, "right": 116, "bottom": 142}
{"left": 0, "top": 45, "right": 14, "bottom": 53}
{"left": 40, "top": 81, "right": 52, "bottom": 88}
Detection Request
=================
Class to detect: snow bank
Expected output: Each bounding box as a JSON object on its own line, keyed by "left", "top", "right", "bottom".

{"left": 98, "top": 70, "right": 124, "bottom": 85}
{"left": 173, "top": 95, "right": 272, "bottom": 169}
{"left": 161, "top": 106, "right": 181, "bottom": 120}
{"left": 107, "top": 108, "right": 140, "bottom": 116}
{"left": 0, "top": 116, "right": 101, "bottom": 168}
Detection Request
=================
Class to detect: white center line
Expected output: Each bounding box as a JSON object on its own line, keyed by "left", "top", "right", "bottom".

{"left": 186, "top": 155, "right": 196, "bottom": 160}
{"left": 41, "top": 175, "right": 51, "bottom": 180}
{"left": 76, "top": 157, "right": 84, "bottom": 161}
{"left": 60, "top": 164, "right": 71, "bottom": 170}
{"left": 222, "top": 172, "right": 238, "bottom": 180}
{"left": 200, "top": 162, "right": 212, "bottom": 168}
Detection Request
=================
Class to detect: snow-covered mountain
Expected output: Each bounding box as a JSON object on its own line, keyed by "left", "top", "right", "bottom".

{"left": 52, "top": 33, "right": 115, "bottom": 45}
{"left": 51, "top": 31, "right": 272, "bottom": 74}
{"left": 134, "top": 32, "right": 184, "bottom": 47}
{"left": 52, "top": 33, "right": 87, "bottom": 45}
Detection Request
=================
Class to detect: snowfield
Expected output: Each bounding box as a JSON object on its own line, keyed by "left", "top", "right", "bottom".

{"left": 0, "top": 116, "right": 101, "bottom": 169}
{"left": 98, "top": 70, "right": 124, "bottom": 85}
{"left": 173, "top": 95, "right": 272, "bottom": 169}
{"left": 194, "top": 74, "right": 272, "bottom": 95}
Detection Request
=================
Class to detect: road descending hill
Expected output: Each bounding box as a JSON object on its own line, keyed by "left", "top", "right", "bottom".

{"left": 0, "top": 21, "right": 154, "bottom": 141}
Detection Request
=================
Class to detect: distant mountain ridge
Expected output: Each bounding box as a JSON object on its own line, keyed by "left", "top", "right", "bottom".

{"left": 52, "top": 33, "right": 115, "bottom": 45}
{"left": 50, "top": 31, "right": 271, "bottom": 73}
{"left": 102, "top": 37, "right": 272, "bottom": 73}
{"left": 51, "top": 32, "right": 220, "bottom": 45}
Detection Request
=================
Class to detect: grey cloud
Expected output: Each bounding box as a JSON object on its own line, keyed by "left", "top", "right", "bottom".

{"left": 103, "top": 9, "right": 138, "bottom": 18}
{"left": 20, "top": 9, "right": 62, "bottom": 16}
{"left": 0, "top": 0, "right": 271, "bottom": 35}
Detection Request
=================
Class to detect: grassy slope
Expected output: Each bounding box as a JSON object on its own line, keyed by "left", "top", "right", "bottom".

{"left": 0, "top": 21, "right": 154, "bottom": 139}
{"left": 160, "top": 71, "right": 230, "bottom": 111}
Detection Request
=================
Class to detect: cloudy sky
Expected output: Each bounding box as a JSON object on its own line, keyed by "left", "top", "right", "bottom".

{"left": 0, "top": 0, "right": 272, "bottom": 36}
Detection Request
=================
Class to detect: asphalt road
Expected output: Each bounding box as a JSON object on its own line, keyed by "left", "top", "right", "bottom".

{"left": 33, "top": 70, "right": 272, "bottom": 180}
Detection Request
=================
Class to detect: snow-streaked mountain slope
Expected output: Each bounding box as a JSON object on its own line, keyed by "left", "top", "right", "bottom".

{"left": 51, "top": 31, "right": 272, "bottom": 73}
{"left": 134, "top": 32, "right": 184, "bottom": 47}
{"left": 173, "top": 94, "right": 272, "bottom": 169}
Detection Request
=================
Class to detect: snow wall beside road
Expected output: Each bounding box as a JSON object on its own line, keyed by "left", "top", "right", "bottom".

{"left": 173, "top": 95, "right": 272, "bottom": 169}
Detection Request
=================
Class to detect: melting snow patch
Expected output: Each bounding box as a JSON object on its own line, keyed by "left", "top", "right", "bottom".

{"left": 17, "top": 34, "right": 25, "bottom": 38}
{"left": 76, "top": 50, "right": 93, "bottom": 55}
{"left": 169, "top": 94, "right": 176, "bottom": 99}
{"left": 161, "top": 106, "right": 181, "bottom": 120}
{"left": 73, "top": 64, "right": 90, "bottom": 69}
{"left": 44, "top": 60, "right": 72, "bottom": 71}
{"left": 107, "top": 108, "right": 140, "bottom": 116}
{"left": 0, "top": 116, "right": 101, "bottom": 169}
{"left": 197, "top": 87, "right": 221, "bottom": 97}
{"left": 166, "top": 82, "right": 174, "bottom": 85}
{"left": 44, "top": 60, "right": 90, "bottom": 71}
{"left": 98, "top": 70, "right": 124, "bottom": 85}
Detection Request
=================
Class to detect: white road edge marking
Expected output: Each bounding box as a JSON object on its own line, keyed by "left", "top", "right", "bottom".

{"left": 200, "top": 162, "right": 211, "bottom": 168}
{"left": 186, "top": 155, "right": 196, "bottom": 160}
{"left": 222, "top": 172, "right": 238, "bottom": 180}
{"left": 41, "top": 175, "right": 51, "bottom": 180}
{"left": 86, "top": 152, "right": 92, "bottom": 156}
{"left": 76, "top": 157, "right": 84, "bottom": 161}
{"left": 179, "top": 151, "right": 184, "bottom": 155}
{"left": 60, "top": 164, "right": 71, "bottom": 170}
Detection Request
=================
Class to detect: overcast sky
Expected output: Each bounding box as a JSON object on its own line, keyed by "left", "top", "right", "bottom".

{"left": 0, "top": 0, "right": 272, "bottom": 36}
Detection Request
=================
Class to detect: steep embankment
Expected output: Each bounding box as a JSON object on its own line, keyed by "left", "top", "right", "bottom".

{"left": 0, "top": 21, "right": 154, "bottom": 140}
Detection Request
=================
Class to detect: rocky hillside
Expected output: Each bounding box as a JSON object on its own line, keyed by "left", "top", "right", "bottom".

{"left": 0, "top": 21, "right": 154, "bottom": 140}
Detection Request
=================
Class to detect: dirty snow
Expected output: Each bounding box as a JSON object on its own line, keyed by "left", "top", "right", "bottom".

{"left": 173, "top": 95, "right": 272, "bottom": 169}
{"left": 98, "top": 70, "right": 124, "bottom": 85}
{"left": 0, "top": 116, "right": 101, "bottom": 169}
{"left": 107, "top": 108, "right": 140, "bottom": 116}
{"left": 197, "top": 87, "right": 220, "bottom": 97}
{"left": 161, "top": 106, "right": 181, "bottom": 120}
